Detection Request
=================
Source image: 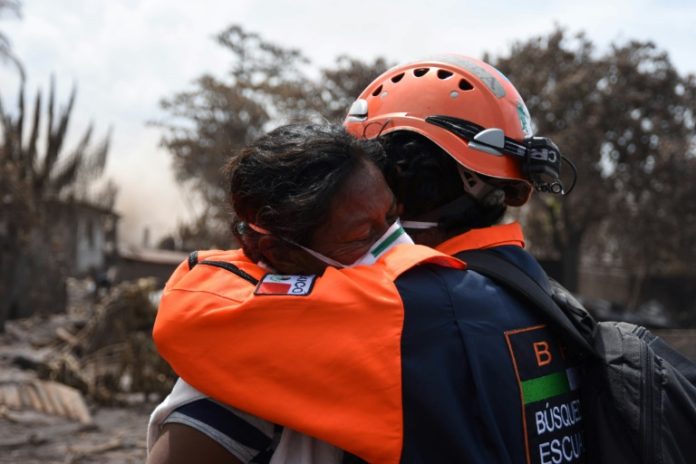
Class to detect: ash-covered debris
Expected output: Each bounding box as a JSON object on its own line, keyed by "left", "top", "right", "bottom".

{"left": 0, "top": 278, "right": 174, "bottom": 463}
{"left": 0, "top": 377, "right": 92, "bottom": 424}
{"left": 1, "top": 278, "right": 175, "bottom": 407}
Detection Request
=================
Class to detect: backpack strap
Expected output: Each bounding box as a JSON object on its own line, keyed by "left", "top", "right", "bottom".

{"left": 457, "top": 249, "right": 597, "bottom": 356}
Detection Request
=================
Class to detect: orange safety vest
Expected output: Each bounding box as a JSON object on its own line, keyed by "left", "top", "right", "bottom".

{"left": 154, "top": 244, "right": 463, "bottom": 464}
{"left": 435, "top": 222, "right": 525, "bottom": 255}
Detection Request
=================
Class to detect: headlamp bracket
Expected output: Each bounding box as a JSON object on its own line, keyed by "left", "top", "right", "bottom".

{"left": 523, "top": 136, "right": 564, "bottom": 194}
{"left": 425, "top": 115, "right": 567, "bottom": 195}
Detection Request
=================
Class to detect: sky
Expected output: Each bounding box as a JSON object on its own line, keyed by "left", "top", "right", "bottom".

{"left": 2, "top": 0, "right": 695, "bottom": 246}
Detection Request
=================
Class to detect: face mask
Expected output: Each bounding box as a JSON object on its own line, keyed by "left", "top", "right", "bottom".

{"left": 297, "top": 219, "right": 414, "bottom": 268}
{"left": 248, "top": 220, "right": 413, "bottom": 269}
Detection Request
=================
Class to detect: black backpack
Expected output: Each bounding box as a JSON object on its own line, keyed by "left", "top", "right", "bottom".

{"left": 458, "top": 250, "right": 696, "bottom": 464}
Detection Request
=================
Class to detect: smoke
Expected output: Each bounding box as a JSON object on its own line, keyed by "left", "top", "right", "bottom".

{"left": 107, "top": 129, "right": 196, "bottom": 247}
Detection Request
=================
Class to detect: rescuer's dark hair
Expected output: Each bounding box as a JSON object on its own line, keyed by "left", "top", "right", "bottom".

{"left": 381, "top": 131, "right": 507, "bottom": 234}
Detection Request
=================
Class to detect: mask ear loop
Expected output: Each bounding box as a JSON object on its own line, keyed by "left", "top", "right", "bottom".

{"left": 287, "top": 241, "right": 346, "bottom": 268}
{"left": 244, "top": 222, "right": 347, "bottom": 268}
{"left": 245, "top": 222, "right": 272, "bottom": 235}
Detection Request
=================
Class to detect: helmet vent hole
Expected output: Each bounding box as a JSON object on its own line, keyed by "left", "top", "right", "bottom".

{"left": 413, "top": 68, "right": 429, "bottom": 77}
{"left": 372, "top": 85, "right": 383, "bottom": 96}
{"left": 459, "top": 79, "right": 473, "bottom": 90}
{"left": 391, "top": 73, "right": 405, "bottom": 83}
{"left": 437, "top": 70, "right": 453, "bottom": 80}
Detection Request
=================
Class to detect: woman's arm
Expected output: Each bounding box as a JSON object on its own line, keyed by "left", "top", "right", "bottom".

{"left": 147, "top": 423, "right": 243, "bottom": 464}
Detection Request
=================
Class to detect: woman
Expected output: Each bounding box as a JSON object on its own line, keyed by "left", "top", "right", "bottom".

{"left": 148, "top": 123, "right": 454, "bottom": 464}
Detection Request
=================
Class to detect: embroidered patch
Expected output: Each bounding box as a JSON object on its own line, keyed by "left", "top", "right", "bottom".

{"left": 505, "top": 325, "right": 585, "bottom": 464}
{"left": 254, "top": 274, "right": 316, "bottom": 296}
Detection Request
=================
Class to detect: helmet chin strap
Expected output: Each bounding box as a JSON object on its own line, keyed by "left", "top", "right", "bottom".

{"left": 401, "top": 194, "right": 479, "bottom": 231}
{"left": 400, "top": 220, "right": 440, "bottom": 230}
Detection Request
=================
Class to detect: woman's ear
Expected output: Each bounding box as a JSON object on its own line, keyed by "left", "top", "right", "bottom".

{"left": 257, "top": 235, "right": 321, "bottom": 274}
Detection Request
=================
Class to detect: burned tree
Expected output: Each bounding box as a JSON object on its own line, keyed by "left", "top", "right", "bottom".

{"left": 0, "top": 77, "right": 112, "bottom": 329}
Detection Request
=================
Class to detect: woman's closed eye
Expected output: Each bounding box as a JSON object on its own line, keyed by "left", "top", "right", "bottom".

{"left": 347, "top": 205, "right": 399, "bottom": 245}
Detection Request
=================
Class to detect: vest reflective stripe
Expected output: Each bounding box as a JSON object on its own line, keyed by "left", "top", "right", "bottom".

{"left": 154, "top": 244, "right": 463, "bottom": 464}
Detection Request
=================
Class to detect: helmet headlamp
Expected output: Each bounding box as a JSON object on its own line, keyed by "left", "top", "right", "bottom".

{"left": 426, "top": 115, "right": 574, "bottom": 196}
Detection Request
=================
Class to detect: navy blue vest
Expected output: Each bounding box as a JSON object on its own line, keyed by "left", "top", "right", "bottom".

{"left": 398, "top": 246, "right": 585, "bottom": 464}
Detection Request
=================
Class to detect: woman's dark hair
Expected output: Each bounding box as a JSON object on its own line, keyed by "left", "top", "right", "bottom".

{"left": 381, "top": 131, "right": 506, "bottom": 233}
{"left": 227, "top": 123, "right": 385, "bottom": 262}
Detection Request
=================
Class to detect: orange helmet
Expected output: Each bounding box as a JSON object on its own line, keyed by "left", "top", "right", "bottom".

{"left": 344, "top": 55, "right": 563, "bottom": 206}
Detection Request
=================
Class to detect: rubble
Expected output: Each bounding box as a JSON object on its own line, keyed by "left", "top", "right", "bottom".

{"left": 0, "top": 378, "right": 91, "bottom": 424}
{"left": 0, "top": 405, "right": 149, "bottom": 463}
{"left": 0, "top": 277, "right": 175, "bottom": 462}
{"left": 1, "top": 278, "right": 175, "bottom": 406}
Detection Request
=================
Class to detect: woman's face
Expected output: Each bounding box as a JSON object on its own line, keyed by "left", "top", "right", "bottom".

{"left": 294, "top": 159, "right": 399, "bottom": 274}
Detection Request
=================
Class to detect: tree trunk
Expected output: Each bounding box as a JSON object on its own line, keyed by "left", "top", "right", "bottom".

{"left": 0, "top": 260, "right": 9, "bottom": 332}
{"left": 559, "top": 236, "right": 582, "bottom": 293}
{"left": 626, "top": 262, "right": 647, "bottom": 311}
{"left": 0, "top": 228, "right": 21, "bottom": 332}
{"left": 0, "top": 248, "right": 23, "bottom": 331}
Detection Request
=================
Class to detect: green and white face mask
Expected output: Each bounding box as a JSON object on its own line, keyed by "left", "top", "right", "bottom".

{"left": 248, "top": 219, "right": 413, "bottom": 269}
{"left": 297, "top": 219, "right": 413, "bottom": 268}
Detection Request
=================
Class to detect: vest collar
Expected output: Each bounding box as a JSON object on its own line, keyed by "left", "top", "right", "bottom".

{"left": 435, "top": 222, "right": 525, "bottom": 256}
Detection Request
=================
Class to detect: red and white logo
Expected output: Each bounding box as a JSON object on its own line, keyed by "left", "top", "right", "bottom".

{"left": 255, "top": 274, "right": 316, "bottom": 296}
